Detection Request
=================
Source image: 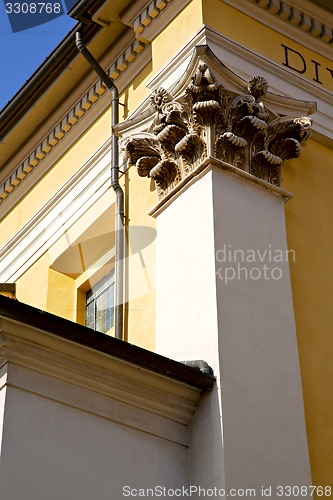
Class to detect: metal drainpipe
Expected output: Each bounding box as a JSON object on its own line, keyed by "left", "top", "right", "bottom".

{"left": 75, "top": 32, "right": 124, "bottom": 340}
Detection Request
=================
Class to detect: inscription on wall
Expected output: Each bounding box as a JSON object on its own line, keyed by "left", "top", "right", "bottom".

{"left": 282, "top": 44, "right": 333, "bottom": 90}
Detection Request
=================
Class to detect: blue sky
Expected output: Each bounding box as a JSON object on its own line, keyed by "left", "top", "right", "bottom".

{"left": 0, "top": 6, "right": 77, "bottom": 111}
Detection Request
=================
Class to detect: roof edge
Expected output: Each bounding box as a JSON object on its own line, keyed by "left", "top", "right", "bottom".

{"left": 0, "top": 295, "right": 215, "bottom": 391}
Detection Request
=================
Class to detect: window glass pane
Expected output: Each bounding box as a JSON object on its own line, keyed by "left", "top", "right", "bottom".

{"left": 96, "top": 292, "right": 106, "bottom": 333}
{"left": 105, "top": 283, "right": 114, "bottom": 331}
{"left": 85, "top": 270, "right": 115, "bottom": 334}
{"left": 85, "top": 300, "right": 94, "bottom": 330}
{"left": 110, "top": 284, "right": 114, "bottom": 329}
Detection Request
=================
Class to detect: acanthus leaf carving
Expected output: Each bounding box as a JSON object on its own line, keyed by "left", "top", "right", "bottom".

{"left": 175, "top": 132, "right": 206, "bottom": 174}
{"left": 124, "top": 64, "right": 312, "bottom": 199}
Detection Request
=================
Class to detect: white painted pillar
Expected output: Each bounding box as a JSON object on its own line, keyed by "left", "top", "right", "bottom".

{"left": 154, "top": 161, "right": 312, "bottom": 496}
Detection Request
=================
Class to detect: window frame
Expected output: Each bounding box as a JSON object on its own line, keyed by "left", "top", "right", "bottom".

{"left": 85, "top": 269, "right": 115, "bottom": 333}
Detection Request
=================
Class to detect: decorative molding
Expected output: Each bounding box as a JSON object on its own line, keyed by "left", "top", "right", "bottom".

{"left": 0, "top": 316, "right": 204, "bottom": 445}
{"left": 132, "top": 0, "right": 192, "bottom": 43}
{"left": 121, "top": 0, "right": 188, "bottom": 44}
{"left": 132, "top": 0, "right": 174, "bottom": 42}
{"left": 117, "top": 31, "right": 319, "bottom": 133}
{"left": 0, "top": 37, "right": 149, "bottom": 207}
{"left": 119, "top": 0, "right": 333, "bottom": 53}
{"left": 123, "top": 50, "right": 312, "bottom": 200}
{"left": 148, "top": 156, "right": 293, "bottom": 218}
{"left": 0, "top": 140, "right": 113, "bottom": 283}
{"left": 142, "top": 25, "right": 332, "bottom": 149}
{"left": 0, "top": 87, "right": 113, "bottom": 222}
{"left": 224, "top": 0, "right": 333, "bottom": 59}
{"left": 263, "top": 0, "right": 333, "bottom": 43}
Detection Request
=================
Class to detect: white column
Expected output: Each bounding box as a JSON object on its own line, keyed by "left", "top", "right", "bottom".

{"left": 154, "top": 161, "right": 312, "bottom": 496}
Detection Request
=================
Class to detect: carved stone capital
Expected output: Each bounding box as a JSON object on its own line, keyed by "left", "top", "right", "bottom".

{"left": 124, "top": 63, "right": 312, "bottom": 200}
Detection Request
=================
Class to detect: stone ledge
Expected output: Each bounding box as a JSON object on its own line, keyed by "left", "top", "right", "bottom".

{"left": 149, "top": 156, "right": 293, "bottom": 218}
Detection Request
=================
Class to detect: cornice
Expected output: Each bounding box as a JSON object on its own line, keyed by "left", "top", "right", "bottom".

{"left": 117, "top": 30, "right": 318, "bottom": 133}
{"left": 130, "top": 26, "right": 331, "bottom": 146}
{"left": 0, "top": 35, "right": 151, "bottom": 210}
{"left": 291, "top": 0, "right": 333, "bottom": 22}
{"left": 131, "top": 0, "right": 191, "bottom": 43}
{"left": 223, "top": 0, "right": 333, "bottom": 59}
{"left": 0, "top": 86, "right": 113, "bottom": 222}
{"left": 0, "top": 295, "right": 215, "bottom": 391}
{"left": 122, "top": 0, "right": 333, "bottom": 54}
{"left": 0, "top": 315, "right": 206, "bottom": 445}
{"left": 119, "top": 0, "right": 154, "bottom": 26}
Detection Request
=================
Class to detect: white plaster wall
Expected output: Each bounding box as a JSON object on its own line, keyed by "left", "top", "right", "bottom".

{"left": 155, "top": 169, "right": 220, "bottom": 370}
{"left": 155, "top": 169, "right": 225, "bottom": 494}
{"left": 155, "top": 165, "right": 311, "bottom": 496}
{"left": 188, "top": 385, "right": 225, "bottom": 492}
{"left": 212, "top": 168, "right": 312, "bottom": 492}
{"left": 0, "top": 383, "right": 189, "bottom": 500}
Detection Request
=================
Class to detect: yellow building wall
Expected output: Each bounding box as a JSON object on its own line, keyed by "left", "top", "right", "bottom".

{"left": 282, "top": 139, "right": 333, "bottom": 487}
{"left": 47, "top": 268, "right": 77, "bottom": 322}
{"left": 151, "top": 0, "right": 203, "bottom": 73}
{"left": 0, "top": 109, "right": 112, "bottom": 248}
{"left": 7, "top": 63, "right": 161, "bottom": 351}
{"left": 122, "top": 164, "right": 157, "bottom": 350}
{"left": 120, "top": 61, "right": 152, "bottom": 122}
{"left": 15, "top": 252, "right": 50, "bottom": 311}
